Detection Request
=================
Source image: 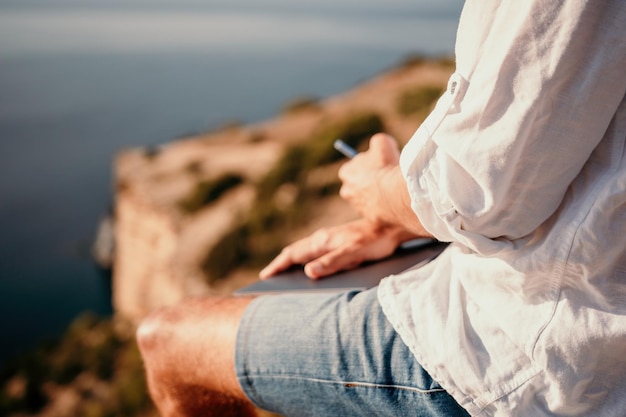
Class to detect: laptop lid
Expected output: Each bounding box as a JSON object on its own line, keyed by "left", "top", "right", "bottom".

{"left": 234, "top": 239, "right": 447, "bottom": 295}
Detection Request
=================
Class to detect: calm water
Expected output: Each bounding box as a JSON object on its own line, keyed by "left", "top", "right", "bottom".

{"left": 0, "top": 0, "right": 462, "bottom": 364}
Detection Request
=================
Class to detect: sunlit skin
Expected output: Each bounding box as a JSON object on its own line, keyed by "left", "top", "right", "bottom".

{"left": 137, "top": 296, "right": 258, "bottom": 417}
{"left": 137, "top": 133, "right": 432, "bottom": 416}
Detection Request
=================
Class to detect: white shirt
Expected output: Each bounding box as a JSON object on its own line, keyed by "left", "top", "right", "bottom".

{"left": 378, "top": 1, "right": 626, "bottom": 416}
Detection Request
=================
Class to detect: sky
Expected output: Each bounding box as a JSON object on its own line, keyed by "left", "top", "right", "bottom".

{"left": 0, "top": 0, "right": 464, "bottom": 57}
{"left": 0, "top": 0, "right": 463, "bottom": 10}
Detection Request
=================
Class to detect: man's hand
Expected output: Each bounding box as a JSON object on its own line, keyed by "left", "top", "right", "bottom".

{"left": 338, "top": 133, "right": 400, "bottom": 225}
{"left": 259, "top": 218, "right": 417, "bottom": 279}
{"left": 338, "top": 133, "right": 430, "bottom": 236}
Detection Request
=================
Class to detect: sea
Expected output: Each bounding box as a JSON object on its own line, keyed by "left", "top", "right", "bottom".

{"left": 0, "top": 0, "right": 463, "bottom": 365}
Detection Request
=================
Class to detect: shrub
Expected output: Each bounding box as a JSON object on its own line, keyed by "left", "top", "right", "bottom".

{"left": 112, "top": 343, "right": 151, "bottom": 415}
{"left": 179, "top": 173, "right": 244, "bottom": 213}
{"left": 39, "top": 313, "right": 123, "bottom": 384}
{"left": 202, "top": 197, "right": 303, "bottom": 282}
{"left": 397, "top": 54, "right": 455, "bottom": 71}
{"left": 256, "top": 145, "right": 309, "bottom": 200}
{"left": 142, "top": 145, "right": 162, "bottom": 160}
{"left": 436, "top": 56, "right": 456, "bottom": 70}
{"left": 184, "top": 160, "right": 204, "bottom": 175}
{"left": 307, "top": 179, "right": 342, "bottom": 198}
{"left": 0, "top": 351, "right": 49, "bottom": 413}
{"left": 396, "top": 85, "right": 445, "bottom": 116}
{"left": 0, "top": 313, "right": 154, "bottom": 417}
{"left": 398, "top": 54, "right": 427, "bottom": 69}
{"left": 203, "top": 224, "right": 251, "bottom": 280}
{"left": 258, "top": 112, "right": 384, "bottom": 197}
{"left": 306, "top": 112, "right": 385, "bottom": 166}
{"left": 217, "top": 119, "right": 243, "bottom": 131}
{"left": 281, "top": 95, "right": 321, "bottom": 114}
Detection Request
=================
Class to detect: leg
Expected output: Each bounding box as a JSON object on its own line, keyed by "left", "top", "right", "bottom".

{"left": 136, "top": 296, "right": 258, "bottom": 417}
{"left": 236, "top": 289, "right": 470, "bottom": 417}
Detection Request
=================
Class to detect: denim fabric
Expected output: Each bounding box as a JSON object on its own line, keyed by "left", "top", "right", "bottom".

{"left": 235, "top": 288, "right": 470, "bottom": 417}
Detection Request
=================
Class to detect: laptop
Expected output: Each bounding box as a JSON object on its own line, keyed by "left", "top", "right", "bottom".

{"left": 234, "top": 239, "right": 448, "bottom": 295}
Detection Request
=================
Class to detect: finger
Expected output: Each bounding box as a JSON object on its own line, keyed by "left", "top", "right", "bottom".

{"left": 304, "top": 245, "right": 367, "bottom": 279}
{"left": 303, "top": 230, "right": 400, "bottom": 279}
{"left": 259, "top": 250, "right": 296, "bottom": 279}
{"left": 259, "top": 229, "right": 333, "bottom": 279}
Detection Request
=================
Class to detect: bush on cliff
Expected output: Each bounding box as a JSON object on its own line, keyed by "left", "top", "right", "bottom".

{"left": 281, "top": 95, "right": 321, "bottom": 114}
{"left": 396, "top": 85, "right": 445, "bottom": 116}
{"left": 179, "top": 172, "right": 245, "bottom": 213}
{"left": 257, "top": 112, "right": 384, "bottom": 198}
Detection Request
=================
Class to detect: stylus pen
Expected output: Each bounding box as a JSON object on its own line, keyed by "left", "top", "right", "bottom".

{"left": 333, "top": 139, "right": 358, "bottom": 158}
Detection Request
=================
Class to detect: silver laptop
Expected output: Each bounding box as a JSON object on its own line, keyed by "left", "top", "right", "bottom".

{"left": 234, "top": 239, "right": 447, "bottom": 295}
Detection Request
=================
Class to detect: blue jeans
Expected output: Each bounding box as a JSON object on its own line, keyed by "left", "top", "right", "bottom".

{"left": 235, "top": 288, "right": 471, "bottom": 417}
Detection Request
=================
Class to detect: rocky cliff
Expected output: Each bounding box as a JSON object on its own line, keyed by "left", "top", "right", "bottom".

{"left": 112, "top": 57, "right": 454, "bottom": 321}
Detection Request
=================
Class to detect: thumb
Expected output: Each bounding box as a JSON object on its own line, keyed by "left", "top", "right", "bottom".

{"left": 369, "top": 133, "right": 400, "bottom": 164}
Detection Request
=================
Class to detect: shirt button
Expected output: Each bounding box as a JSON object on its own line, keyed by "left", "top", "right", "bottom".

{"left": 450, "top": 81, "right": 457, "bottom": 94}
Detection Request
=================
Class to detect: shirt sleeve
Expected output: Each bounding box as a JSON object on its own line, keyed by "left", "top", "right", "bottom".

{"left": 400, "top": 0, "right": 626, "bottom": 253}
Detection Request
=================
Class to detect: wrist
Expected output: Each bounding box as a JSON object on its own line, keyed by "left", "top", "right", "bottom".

{"left": 375, "top": 166, "right": 432, "bottom": 238}
{"left": 374, "top": 166, "right": 406, "bottom": 226}
{"left": 360, "top": 218, "right": 418, "bottom": 248}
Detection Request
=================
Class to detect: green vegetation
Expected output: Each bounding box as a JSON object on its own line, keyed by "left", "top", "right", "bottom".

{"left": 398, "top": 54, "right": 427, "bottom": 69}
{"left": 436, "top": 56, "right": 456, "bottom": 70}
{"left": 281, "top": 95, "right": 321, "bottom": 114}
{"left": 179, "top": 173, "right": 244, "bottom": 213}
{"left": 216, "top": 119, "right": 243, "bottom": 131}
{"left": 257, "top": 112, "right": 384, "bottom": 198}
{"left": 184, "top": 160, "right": 204, "bottom": 175}
{"left": 247, "top": 128, "right": 267, "bottom": 143}
{"left": 202, "top": 112, "right": 385, "bottom": 282}
{"left": 305, "top": 112, "right": 385, "bottom": 166}
{"left": 142, "top": 145, "right": 162, "bottom": 160}
{"left": 396, "top": 85, "right": 445, "bottom": 116}
{"left": 398, "top": 53, "right": 455, "bottom": 71}
{"left": 0, "top": 313, "right": 154, "bottom": 417}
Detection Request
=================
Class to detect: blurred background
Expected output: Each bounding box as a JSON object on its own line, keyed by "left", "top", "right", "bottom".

{"left": 0, "top": 0, "right": 462, "bottom": 414}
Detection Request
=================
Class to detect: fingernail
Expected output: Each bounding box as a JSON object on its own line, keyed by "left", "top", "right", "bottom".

{"left": 307, "top": 263, "right": 323, "bottom": 277}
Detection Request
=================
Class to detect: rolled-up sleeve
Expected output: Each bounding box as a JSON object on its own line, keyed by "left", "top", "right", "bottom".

{"left": 400, "top": 0, "right": 626, "bottom": 253}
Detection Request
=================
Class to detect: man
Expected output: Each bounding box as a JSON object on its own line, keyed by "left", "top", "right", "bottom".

{"left": 137, "top": 1, "right": 626, "bottom": 416}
